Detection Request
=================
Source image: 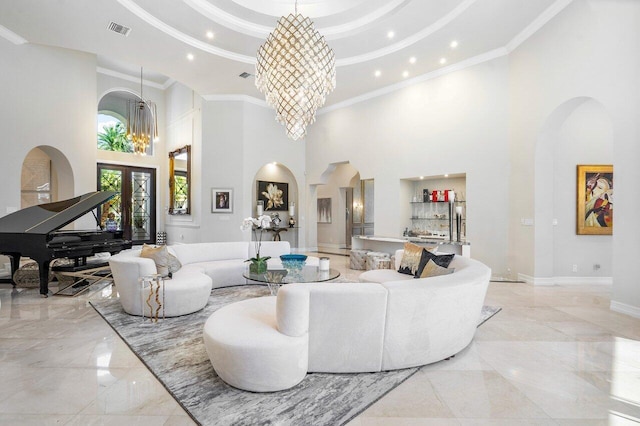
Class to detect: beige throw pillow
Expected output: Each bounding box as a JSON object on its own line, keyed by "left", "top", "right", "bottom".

{"left": 418, "top": 259, "right": 455, "bottom": 279}
{"left": 398, "top": 242, "right": 436, "bottom": 275}
{"left": 140, "top": 244, "right": 181, "bottom": 278}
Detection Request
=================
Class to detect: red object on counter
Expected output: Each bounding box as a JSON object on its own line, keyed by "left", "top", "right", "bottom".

{"left": 431, "top": 190, "right": 438, "bottom": 202}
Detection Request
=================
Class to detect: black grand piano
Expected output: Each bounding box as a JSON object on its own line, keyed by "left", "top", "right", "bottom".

{"left": 0, "top": 191, "right": 132, "bottom": 296}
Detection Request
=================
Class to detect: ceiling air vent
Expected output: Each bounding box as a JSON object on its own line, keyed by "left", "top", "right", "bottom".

{"left": 239, "top": 72, "right": 252, "bottom": 79}
{"left": 107, "top": 21, "right": 131, "bottom": 37}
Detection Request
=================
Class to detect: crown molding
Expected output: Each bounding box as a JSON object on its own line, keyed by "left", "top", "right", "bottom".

{"left": 202, "top": 94, "right": 267, "bottom": 107}
{"left": 97, "top": 67, "right": 167, "bottom": 90}
{"left": 0, "top": 24, "right": 27, "bottom": 45}
{"left": 321, "top": 47, "right": 507, "bottom": 114}
{"left": 506, "top": 0, "right": 574, "bottom": 53}
{"left": 185, "top": 0, "right": 408, "bottom": 40}
{"left": 117, "top": 0, "right": 255, "bottom": 64}
{"left": 336, "top": 0, "right": 476, "bottom": 66}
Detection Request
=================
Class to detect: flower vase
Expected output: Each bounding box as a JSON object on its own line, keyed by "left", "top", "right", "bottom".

{"left": 249, "top": 259, "right": 268, "bottom": 274}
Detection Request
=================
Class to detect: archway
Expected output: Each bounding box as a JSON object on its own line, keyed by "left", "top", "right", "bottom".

{"left": 21, "top": 145, "right": 74, "bottom": 208}
{"left": 314, "top": 162, "right": 364, "bottom": 255}
{"left": 97, "top": 89, "right": 152, "bottom": 155}
{"left": 534, "top": 97, "right": 613, "bottom": 281}
{"left": 252, "top": 163, "right": 299, "bottom": 248}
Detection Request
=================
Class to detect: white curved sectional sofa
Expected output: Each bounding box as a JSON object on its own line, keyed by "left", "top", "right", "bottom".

{"left": 109, "top": 241, "right": 301, "bottom": 317}
{"left": 203, "top": 253, "right": 491, "bottom": 392}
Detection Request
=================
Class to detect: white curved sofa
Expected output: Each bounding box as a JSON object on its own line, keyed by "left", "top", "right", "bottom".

{"left": 109, "top": 241, "right": 303, "bottom": 317}
{"left": 203, "top": 254, "right": 491, "bottom": 392}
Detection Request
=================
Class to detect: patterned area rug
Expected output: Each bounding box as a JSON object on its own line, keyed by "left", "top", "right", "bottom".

{"left": 90, "top": 285, "right": 500, "bottom": 426}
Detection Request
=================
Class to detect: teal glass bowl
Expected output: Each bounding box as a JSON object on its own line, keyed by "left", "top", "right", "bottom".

{"left": 280, "top": 254, "right": 307, "bottom": 270}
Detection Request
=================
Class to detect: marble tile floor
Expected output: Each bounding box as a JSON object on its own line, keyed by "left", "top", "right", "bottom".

{"left": 0, "top": 253, "right": 638, "bottom": 425}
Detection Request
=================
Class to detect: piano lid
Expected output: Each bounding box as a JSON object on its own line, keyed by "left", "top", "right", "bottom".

{"left": 0, "top": 191, "right": 117, "bottom": 234}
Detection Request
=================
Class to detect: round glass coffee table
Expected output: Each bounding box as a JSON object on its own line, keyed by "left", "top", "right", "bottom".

{"left": 243, "top": 266, "right": 340, "bottom": 295}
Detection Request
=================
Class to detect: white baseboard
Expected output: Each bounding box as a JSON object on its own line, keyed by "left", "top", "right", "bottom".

{"left": 517, "top": 273, "right": 612, "bottom": 286}
{"left": 293, "top": 247, "right": 317, "bottom": 254}
{"left": 610, "top": 301, "right": 640, "bottom": 319}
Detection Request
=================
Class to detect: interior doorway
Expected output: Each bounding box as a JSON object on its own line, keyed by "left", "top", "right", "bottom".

{"left": 97, "top": 163, "right": 156, "bottom": 245}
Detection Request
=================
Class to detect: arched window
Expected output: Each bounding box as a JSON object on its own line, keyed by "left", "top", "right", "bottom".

{"left": 97, "top": 90, "right": 152, "bottom": 155}
{"left": 97, "top": 112, "right": 133, "bottom": 153}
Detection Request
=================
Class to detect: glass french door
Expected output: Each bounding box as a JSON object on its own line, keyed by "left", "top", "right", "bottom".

{"left": 97, "top": 163, "right": 156, "bottom": 245}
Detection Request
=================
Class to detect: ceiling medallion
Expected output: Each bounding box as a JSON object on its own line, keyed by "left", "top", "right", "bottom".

{"left": 255, "top": 1, "right": 336, "bottom": 140}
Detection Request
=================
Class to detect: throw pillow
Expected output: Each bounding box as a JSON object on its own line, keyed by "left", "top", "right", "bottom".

{"left": 415, "top": 250, "right": 455, "bottom": 278}
{"left": 140, "top": 244, "right": 182, "bottom": 278}
{"left": 398, "top": 242, "right": 436, "bottom": 275}
{"left": 417, "top": 259, "right": 455, "bottom": 279}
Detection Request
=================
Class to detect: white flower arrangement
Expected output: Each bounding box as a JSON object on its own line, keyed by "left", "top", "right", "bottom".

{"left": 241, "top": 215, "right": 273, "bottom": 263}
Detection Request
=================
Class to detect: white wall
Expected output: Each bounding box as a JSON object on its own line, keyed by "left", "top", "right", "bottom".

{"left": 552, "top": 100, "right": 613, "bottom": 278}
{"left": 165, "top": 97, "right": 307, "bottom": 247}
{"left": 508, "top": 0, "right": 640, "bottom": 313}
{"left": 164, "top": 82, "right": 202, "bottom": 243}
{"left": 0, "top": 40, "right": 97, "bottom": 230}
{"left": 307, "top": 57, "right": 511, "bottom": 276}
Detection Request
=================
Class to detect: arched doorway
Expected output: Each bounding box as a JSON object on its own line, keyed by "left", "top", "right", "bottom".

{"left": 252, "top": 163, "right": 299, "bottom": 249}
{"left": 315, "top": 162, "right": 368, "bottom": 255}
{"left": 21, "top": 146, "right": 74, "bottom": 208}
{"left": 534, "top": 97, "right": 613, "bottom": 281}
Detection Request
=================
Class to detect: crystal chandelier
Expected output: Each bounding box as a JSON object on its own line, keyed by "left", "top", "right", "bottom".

{"left": 127, "top": 67, "right": 158, "bottom": 155}
{"left": 255, "top": 1, "right": 336, "bottom": 140}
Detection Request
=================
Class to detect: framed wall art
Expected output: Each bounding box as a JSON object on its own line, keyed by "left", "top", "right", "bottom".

{"left": 211, "top": 188, "right": 233, "bottom": 213}
{"left": 576, "top": 164, "right": 612, "bottom": 235}
{"left": 317, "top": 198, "right": 332, "bottom": 223}
{"left": 257, "top": 180, "right": 288, "bottom": 211}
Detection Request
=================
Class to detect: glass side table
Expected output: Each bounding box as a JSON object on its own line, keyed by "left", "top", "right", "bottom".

{"left": 139, "top": 274, "right": 165, "bottom": 323}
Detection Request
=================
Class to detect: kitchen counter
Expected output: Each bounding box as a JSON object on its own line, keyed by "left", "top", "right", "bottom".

{"left": 352, "top": 235, "right": 470, "bottom": 257}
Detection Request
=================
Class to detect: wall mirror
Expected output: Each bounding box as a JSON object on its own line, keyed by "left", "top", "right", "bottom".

{"left": 169, "top": 145, "right": 191, "bottom": 215}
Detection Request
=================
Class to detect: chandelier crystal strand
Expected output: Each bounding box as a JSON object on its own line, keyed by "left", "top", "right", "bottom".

{"left": 127, "top": 67, "right": 158, "bottom": 154}
{"left": 255, "top": 8, "right": 336, "bottom": 140}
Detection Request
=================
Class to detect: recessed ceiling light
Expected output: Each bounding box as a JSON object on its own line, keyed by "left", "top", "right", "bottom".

{"left": 439, "top": 57, "right": 447, "bottom": 65}
{"left": 374, "top": 70, "right": 381, "bottom": 78}
{"left": 444, "top": 174, "right": 449, "bottom": 178}
{"left": 409, "top": 56, "right": 417, "bottom": 64}
{"left": 387, "top": 31, "right": 395, "bottom": 39}
{"left": 206, "top": 31, "right": 214, "bottom": 40}
{"left": 402, "top": 71, "right": 409, "bottom": 78}
{"left": 419, "top": 176, "right": 424, "bottom": 180}
{"left": 187, "top": 53, "right": 195, "bottom": 61}
{"left": 450, "top": 40, "right": 458, "bottom": 48}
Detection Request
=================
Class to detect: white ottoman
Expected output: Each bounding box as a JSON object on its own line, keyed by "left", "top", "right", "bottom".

{"left": 203, "top": 296, "right": 308, "bottom": 392}
{"left": 349, "top": 249, "right": 369, "bottom": 270}
{"left": 365, "top": 252, "right": 391, "bottom": 270}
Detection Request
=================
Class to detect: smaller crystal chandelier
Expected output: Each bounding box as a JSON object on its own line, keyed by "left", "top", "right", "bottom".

{"left": 127, "top": 67, "right": 158, "bottom": 155}
{"left": 255, "top": 1, "right": 336, "bottom": 140}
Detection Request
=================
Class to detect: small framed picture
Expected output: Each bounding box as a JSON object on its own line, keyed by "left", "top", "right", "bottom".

{"left": 211, "top": 188, "right": 233, "bottom": 213}
{"left": 317, "top": 198, "right": 332, "bottom": 223}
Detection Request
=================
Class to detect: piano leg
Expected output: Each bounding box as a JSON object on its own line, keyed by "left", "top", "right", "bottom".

{"left": 37, "top": 260, "right": 51, "bottom": 297}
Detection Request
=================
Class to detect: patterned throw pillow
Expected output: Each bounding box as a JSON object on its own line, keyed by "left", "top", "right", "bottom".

{"left": 140, "top": 244, "right": 182, "bottom": 278}
{"left": 415, "top": 250, "right": 455, "bottom": 278}
{"left": 417, "top": 259, "right": 455, "bottom": 279}
{"left": 398, "top": 242, "right": 436, "bottom": 275}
